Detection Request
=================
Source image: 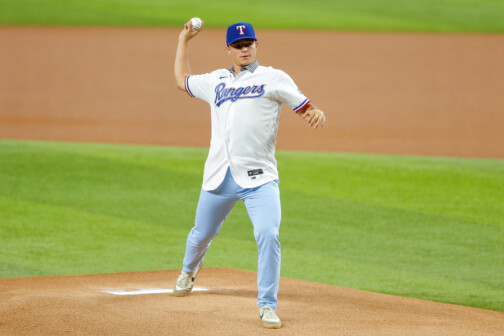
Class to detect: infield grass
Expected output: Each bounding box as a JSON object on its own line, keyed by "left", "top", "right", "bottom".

{"left": 1, "top": 0, "right": 504, "bottom": 33}
{"left": 1, "top": 139, "right": 503, "bottom": 311}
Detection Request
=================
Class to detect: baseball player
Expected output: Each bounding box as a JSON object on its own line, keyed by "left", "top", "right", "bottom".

{"left": 173, "top": 20, "right": 326, "bottom": 329}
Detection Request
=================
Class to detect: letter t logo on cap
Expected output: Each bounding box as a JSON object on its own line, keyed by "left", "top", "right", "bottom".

{"left": 236, "top": 25, "right": 246, "bottom": 35}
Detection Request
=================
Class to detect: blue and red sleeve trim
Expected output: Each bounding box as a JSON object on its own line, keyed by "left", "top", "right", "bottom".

{"left": 185, "top": 76, "right": 194, "bottom": 97}
{"left": 293, "top": 98, "right": 310, "bottom": 112}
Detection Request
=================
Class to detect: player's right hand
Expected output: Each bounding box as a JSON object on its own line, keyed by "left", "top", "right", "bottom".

{"left": 179, "top": 21, "right": 202, "bottom": 42}
{"left": 303, "top": 108, "right": 326, "bottom": 129}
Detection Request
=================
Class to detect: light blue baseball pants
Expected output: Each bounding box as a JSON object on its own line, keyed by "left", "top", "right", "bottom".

{"left": 182, "top": 167, "right": 281, "bottom": 309}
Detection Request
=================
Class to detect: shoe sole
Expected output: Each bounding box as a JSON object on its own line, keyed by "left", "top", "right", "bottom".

{"left": 262, "top": 321, "right": 282, "bottom": 329}
{"left": 172, "top": 288, "right": 193, "bottom": 297}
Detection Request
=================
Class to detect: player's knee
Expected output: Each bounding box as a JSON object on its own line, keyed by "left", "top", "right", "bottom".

{"left": 254, "top": 226, "right": 279, "bottom": 245}
{"left": 189, "top": 228, "right": 218, "bottom": 247}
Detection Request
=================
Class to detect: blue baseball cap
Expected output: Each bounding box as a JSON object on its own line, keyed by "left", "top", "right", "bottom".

{"left": 226, "top": 22, "right": 257, "bottom": 45}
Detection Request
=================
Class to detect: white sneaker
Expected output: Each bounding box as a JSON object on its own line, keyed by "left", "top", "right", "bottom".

{"left": 173, "top": 263, "right": 202, "bottom": 296}
{"left": 259, "top": 306, "right": 282, "bottom": 329}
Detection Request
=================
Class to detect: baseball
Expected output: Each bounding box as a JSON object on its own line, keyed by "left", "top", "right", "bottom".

{"left": 190, "top": 17, "right": 203, "bottom": 30}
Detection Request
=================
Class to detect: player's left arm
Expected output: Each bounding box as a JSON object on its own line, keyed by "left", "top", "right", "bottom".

{"left": 296, "top": 104, "right": 326, "bottom": 129}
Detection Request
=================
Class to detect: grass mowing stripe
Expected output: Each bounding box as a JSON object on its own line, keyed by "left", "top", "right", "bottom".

{"left": 0, "top": 139, "right": 503, "bottom": 311}
{"left": 0, "top": 0, "right": 503, "bottom": 32}
{"left": 0, "top": 141, "right": 205, "bottom": 226}
{"left": 277, "top": 151, "right": 504, "bottom": 226}
{"left": 0, "top": 196, "right": 188, "bottom": 276}
{"left": 282, "top": 249, "right": 504, "bottom": 311}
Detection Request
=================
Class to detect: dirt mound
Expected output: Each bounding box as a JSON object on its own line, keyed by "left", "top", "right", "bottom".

{"left": 0, "top": 268, "right": 502, "bottom": 335}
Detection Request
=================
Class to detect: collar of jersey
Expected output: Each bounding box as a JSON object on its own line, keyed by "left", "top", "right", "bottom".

{"left": 229, "top": 60, "right": 259, "bottom": 76}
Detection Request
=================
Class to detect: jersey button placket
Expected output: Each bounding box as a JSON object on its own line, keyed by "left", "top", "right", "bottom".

{"left": 226, "top": 72, "right": 245, "bottom": 173}
{"left": 224, "top": 95, "right": 234, "bottom": 166}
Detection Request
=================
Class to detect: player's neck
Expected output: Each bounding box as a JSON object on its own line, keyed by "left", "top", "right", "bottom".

{"left": 232, "top": 60, "right": 256, "bottom": 74}
{"left": 233, "top": 64, "right": 242, "bottom": 74}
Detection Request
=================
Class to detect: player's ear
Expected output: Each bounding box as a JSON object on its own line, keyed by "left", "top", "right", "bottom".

{"left": 226, "top": 45, "right": 231, "bottom": 55}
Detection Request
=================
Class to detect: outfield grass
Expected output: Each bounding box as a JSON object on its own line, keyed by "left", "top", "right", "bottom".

{"left": 0, "top": 139, "right": 503, "bottom": 311}
{"left": 0, "top": 0, "right": 504, "bottom": 32}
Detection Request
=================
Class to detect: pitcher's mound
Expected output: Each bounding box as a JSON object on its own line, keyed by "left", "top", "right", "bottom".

{"left": 0, "top": 268, "right": 502, "bottom": 335}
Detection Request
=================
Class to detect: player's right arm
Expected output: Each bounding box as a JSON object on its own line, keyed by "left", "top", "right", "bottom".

{"left": 174, "top": 20, "right": 202, "bottom": 91}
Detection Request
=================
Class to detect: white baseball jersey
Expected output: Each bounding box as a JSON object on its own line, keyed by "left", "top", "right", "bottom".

{"left": 185, "top": 61, "right": 310, "bottom": 190}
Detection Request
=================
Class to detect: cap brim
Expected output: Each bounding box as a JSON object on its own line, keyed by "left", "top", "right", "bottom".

{"left": 227, "top": 37, "right": 258, "bottom": 46}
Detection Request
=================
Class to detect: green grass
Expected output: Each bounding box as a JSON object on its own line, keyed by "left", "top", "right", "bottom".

{"left": 0, "top": 139, "right": 503, "bottom": 312}
{"left": 1, "top": 0, "right": 504, "bottom": 32}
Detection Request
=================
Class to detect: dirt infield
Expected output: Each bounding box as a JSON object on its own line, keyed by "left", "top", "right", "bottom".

{"left": 0, "top": 27, "right": 503, "bottom": 158}
{"left": 0, "top": 268, "right": 502, "bottom": 336}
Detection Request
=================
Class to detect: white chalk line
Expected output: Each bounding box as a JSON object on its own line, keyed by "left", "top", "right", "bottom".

{"left": 101, "top": 287, "right": 209, "bottom": 296}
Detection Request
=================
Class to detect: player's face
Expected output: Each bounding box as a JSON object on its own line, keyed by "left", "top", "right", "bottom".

{"left": 227, "top": 39, "right": 258, "bottom": 67}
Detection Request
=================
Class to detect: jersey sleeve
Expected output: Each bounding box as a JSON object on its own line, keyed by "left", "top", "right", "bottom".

{"left": 273, "top": 70, "right": 310, "bottom": 112}
{"left": 185, "top": 73, "right": 214, "bottom": 103}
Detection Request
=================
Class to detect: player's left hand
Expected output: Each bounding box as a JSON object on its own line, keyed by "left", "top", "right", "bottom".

{"left": 301, "top": 108, "right": 326, "bottom": 129}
